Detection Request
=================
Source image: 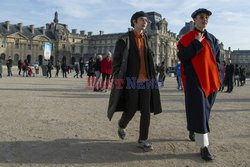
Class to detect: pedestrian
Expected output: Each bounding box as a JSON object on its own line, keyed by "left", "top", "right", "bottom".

{"left": 0, "top": 57, "right": 3, "bottom": 78}
{"left": 234, "top": 64, "right": 240, "bottom": 87}
{"left": 158, "top": 61, "right": 166, "bottom": 87}
{"left": 22, "top": 59, "right": 28, "bottom": 77}
{"left": 61, "top": 60, "right": 67, "bottom": 78}
{"left": 224, "top": 59, "right": 234, "bottom": 93}
{"left": 219, "top": 60, "right": 226, "bottom": 91}
{"left": 177, "top": 8, "right": 220, "bottom": 161}
{"left": 55, "top": 60, "right": 61, "bottom": 77}
{"left": 100, "top": 53, "right": 112, "bottom": 92}
{"left": 79, "top": 58, "right": 85, "bottom": 78}
{"left": 6, "top": 56, "right": 13, "bottom": 76}
{"left": 107, "top": 11, "right": 162, "bottom": 151}
{"left": 18, "top": 59, "right": 23, "bottom": 76}
{"left": 73, "top": 62, "right": 79, "bottom": 78}
{"left": 240, "top": 66, "right": 246, "bottom": 86}
{"left": 46, "top": 60, "right": 53, "bottom": 78}
{"left": 175, "top": 61, "right": 182, "bottom": 90}
{"left": 87, "top": 57, "right": 95, "bottom": 87}
{"left": 93, "top": 55, "right": 103, "bottom": 91}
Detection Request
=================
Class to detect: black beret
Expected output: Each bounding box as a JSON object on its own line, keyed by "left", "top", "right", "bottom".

{"left": 130, "top": 11, "right": 148, "bottom": 27}
{"left": 191, "top": 8, "right": 212, "bottom": 18}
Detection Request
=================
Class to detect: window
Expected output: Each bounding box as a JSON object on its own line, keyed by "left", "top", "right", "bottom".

{"left": 71, "top": 45, "right": 75, "bottom": 53}
{"left": 15, "top": 39, "right": 19, "bottom": 49}
{"left": 40, "top": 44, "right": 43, "bottom": 50}
{"left": 1, "top": 53, "right": 6, "bottom": 60}
{"left": 80, "top": 46, "right": 84, "bottom": 54}
{"left": 0, "top": 38, "right": 5, "bottom": 48}
{"left": 28, "top": 41, "right": 32, "bottom": 50}
{"left": 62, "top": 44, "right": 66, "bottom": 50}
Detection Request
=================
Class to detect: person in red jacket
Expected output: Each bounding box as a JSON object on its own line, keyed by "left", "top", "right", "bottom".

{"left": 100, "top": 52, "right": 112, "bottom": 92}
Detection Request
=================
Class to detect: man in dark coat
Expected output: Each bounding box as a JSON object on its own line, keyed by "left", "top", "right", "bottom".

{"left": 178, "top": 8, "right": 220, "bottom": 161}
{"left": 225, "top": 59, "right": 234, "bottom": 92}
{"left": 6, "top": 56, "right": 13, "bottom": 76}
{"left": 107, "top": 11, "right": 162, "bottom": 151}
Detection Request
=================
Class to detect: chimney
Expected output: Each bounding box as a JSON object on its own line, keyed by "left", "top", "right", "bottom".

{"left": 88, "top": 32, "right": 93, "bottom": 36}
{"left": 228, "top": 47, "right": 231, "bottom": 51}
{"left": 41, "top": 26, "right": 45, "bottom": 35}
{"left": 72, "top": 29, "right": 77, "bottom": 34}
{"left": 5, "top": 21, "right": 10, "bottom": 31}
{"left": 80, "top": 30, "right": 85, "bottom": 36}
{"left": 30, "top": 25, "right": 35, "bottom": 34}
{"left": 64, "top": 24, "right": 68, "bottom": 29}
{"left": 18, "top": 23, "right": 23, "bottom": 33}
{"left": 46, "top": 23, "right": 50, "bottom": 29}
{"left": 99, "top": 30, "right": 104, "bottom": 35}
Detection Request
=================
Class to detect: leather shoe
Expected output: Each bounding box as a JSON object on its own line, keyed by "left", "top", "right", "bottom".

{"left": 200, "top": 147, "right": 214, "bottom": 161}
{"left": 117, "top": 121, "right": 126, "bottom": 140}
{"left": 189, "top": 131, "right": 195, "bottom": 141}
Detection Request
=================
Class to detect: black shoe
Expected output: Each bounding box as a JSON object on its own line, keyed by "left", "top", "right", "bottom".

{"left": 138, "top": 140, "right": 153, "bottom": 152}
{"left": 200, "top": 147, "right": 214, "bottom": 161}
{"left": 189, "top": 131, "right": 195, "bottom": 141}
{"left": 117, "top": 122, "right": 126, "bottom": 140}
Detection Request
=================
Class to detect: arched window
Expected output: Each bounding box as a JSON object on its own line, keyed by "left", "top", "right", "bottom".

{"left": 62, "top": 56, "right": 66, "bottom": 63}
{"left": 15, "top": 39, "right": 20, "bottom": 49}
{"left": 71, "top": 45, "right": 75, "bottom": 53}
{"left": 27, "top": 55, "right": 31, "bottom": 64}
{"left": 1, "top": 53, "right": 6, "bottom": 60}
{"left": 38, "top": 55, "right": 43, "bottom": 66}
{"left": 14, "top": 54, "right": 19, "bottom": 62}
{"left": 50, "top": 56, "right": 54, "bottom": 65}
{"left": 71, "top": 57, "right": 75, "bottom": 65}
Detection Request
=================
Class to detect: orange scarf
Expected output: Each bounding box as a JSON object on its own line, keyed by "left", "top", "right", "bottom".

{"left": 178, "top": 30, "right": 220, "bottom": 97}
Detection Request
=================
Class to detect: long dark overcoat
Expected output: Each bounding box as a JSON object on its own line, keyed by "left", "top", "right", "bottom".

{"left": 107, "top": 31, "right": 162, "bottom": 120}
{"left": 178, "top": 29, "right": 220, "bottom": 133}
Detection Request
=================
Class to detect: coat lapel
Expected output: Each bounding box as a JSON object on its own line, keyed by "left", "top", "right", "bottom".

{"left": 129, "top": 31, "right": 140, "bottom": 61}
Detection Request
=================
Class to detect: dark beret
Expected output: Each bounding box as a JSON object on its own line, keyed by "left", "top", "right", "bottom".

{"left": 191, "top": 8, "right": 212, "bottom": 18}
{"left": 130, "top": 11, "right": 148, "bottom": 27}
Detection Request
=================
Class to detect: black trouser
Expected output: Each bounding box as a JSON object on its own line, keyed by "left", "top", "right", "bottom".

{"left": 119, "top": 86, "right": 151, "bottom": 140}
{"left": 80, "top": 70, "right": 84, "bottom": 78}
{"left": 62, "top": 70, "right": 67, "bottom": 78}
{"left": 47, "top": 70, "right": 51, "bottom": 78}
{"left": 18, "top": 67, "right": 22, "bottom": 75}
{"left": 101, "top": 73, "right": 111, "bottom": 89}
{"left": 227, "top": 77, "right": 233, "bottom": 92}
{"left": 55, "top": 69, "right": 59, "bottom": 77}
{"left": 7, "top": 67, "right": 12, "bottom": 76}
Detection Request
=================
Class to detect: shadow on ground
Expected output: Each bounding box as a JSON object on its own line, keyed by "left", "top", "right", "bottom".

{"left": 0, "top": 138, "right": 201, "bottom": 164}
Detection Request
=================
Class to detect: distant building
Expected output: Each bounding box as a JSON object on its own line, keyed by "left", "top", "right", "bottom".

{"left": 178, "top": 21, "right": 194, "bottom": 39}
{"left": 0, "top": 11, "right": 178, "bottom": 67}
{"left": 231, "top": 50, "right": 250, "bottom": 76}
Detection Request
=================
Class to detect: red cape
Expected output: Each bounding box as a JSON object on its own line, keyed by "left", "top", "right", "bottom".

{"left": 178, "top": 30, "right": 220, "bottom": 97}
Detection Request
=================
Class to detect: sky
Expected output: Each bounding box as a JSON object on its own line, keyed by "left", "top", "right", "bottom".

{"left": 0, "top": 0, "right": 249, "bottom": 50}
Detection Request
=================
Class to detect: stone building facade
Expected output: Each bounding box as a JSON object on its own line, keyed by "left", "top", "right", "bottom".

{"left": 0, "top": 11, "right": 177, "bottom": 67}
{"left": 230, "top": 50, "right": 250, "bottom": 76}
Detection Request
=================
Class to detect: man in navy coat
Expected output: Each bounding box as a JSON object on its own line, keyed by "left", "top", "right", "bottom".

{"left": 178, "top": 8, "right": 221, "bottom": 161}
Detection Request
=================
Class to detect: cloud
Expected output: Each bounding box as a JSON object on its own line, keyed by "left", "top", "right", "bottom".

{"left": 38, "top": 0, "right": 106, "bottom": 18}
{"left": 0, "top": 0, "right": 249, "bottom": 49}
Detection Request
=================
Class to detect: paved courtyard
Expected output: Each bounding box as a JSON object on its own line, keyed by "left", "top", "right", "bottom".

{"left": 0, "top": 69, "right": 249, "bottom": 167}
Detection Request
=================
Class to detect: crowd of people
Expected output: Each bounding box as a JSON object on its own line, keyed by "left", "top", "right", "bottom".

{"left": 0, "top": 52, "right": 113, "bottom": 93}
{"left": 154, "top": 59, "right": 247, "bottom": 93}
